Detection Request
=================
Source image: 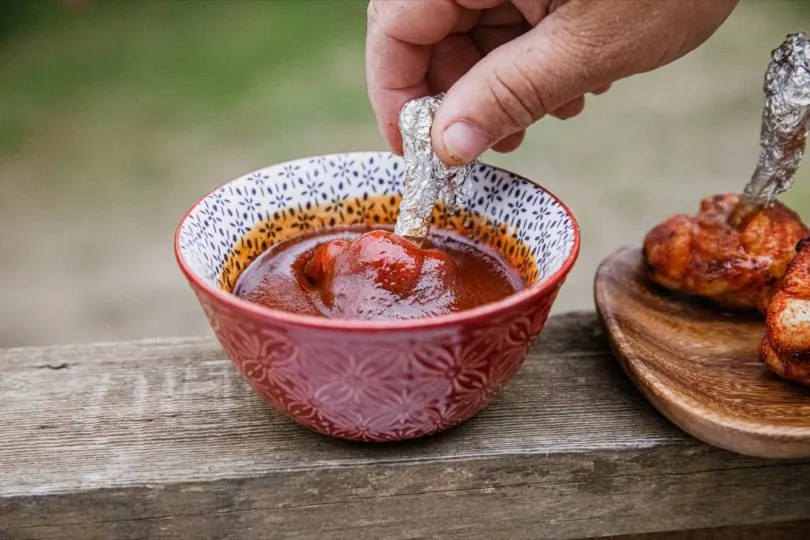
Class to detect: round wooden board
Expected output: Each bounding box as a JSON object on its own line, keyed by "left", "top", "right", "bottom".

{"left": 594, "top": 246, "right": 810, "bottom": 459}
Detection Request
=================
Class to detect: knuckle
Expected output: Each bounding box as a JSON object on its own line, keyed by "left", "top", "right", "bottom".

{"left": 486, "top": 74, "right": 538, "bottom": 133}
{"left": 547, "top": 3, "right": 634, "bottom": 79}
{"left": 366, "top": 0, "right": 381, "bottom": 26}
{"left": 486, "top": 61, "right": 549, "bottom": 131}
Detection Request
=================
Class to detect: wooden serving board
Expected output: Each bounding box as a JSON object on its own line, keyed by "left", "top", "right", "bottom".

{"left": 594, "top": 246, "right": 810, "bottom": 459}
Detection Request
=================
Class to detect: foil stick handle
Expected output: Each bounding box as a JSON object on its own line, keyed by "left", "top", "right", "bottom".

{"left": 394, "top": 95, "right": 476, "bottom": 243}
{"left": 742, "top": 32, "right": 810, "bottom": 205}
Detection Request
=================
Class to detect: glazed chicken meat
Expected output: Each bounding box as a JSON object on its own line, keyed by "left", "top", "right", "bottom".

{"left": 761, "top": 238, "right": 810, "bottom": 386}
{"left": 640, "top": 32, "right": 810, "bottom": 386}
{"left": 643, "top": 193, "right": 810, "bottom": 312}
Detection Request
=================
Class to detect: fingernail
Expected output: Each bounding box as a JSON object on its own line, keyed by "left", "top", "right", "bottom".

{"left": 441, "top": 122, "right": 490, "bottom": 164}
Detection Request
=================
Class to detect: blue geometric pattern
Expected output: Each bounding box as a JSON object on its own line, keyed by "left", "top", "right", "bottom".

{"left": 178, "top": 151, "right": 576, "bottom": 288}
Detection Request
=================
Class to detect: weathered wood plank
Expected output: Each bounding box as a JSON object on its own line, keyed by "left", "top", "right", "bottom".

{"left": 606, "top": 521, "right": 810, "bottom": 540}
{"left": 2, "top": 312, "right": 809, "bottom": 539}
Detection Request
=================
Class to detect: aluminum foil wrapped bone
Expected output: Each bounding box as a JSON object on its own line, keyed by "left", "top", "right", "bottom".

{"left": 742, "top": 32, "right": 810, "bottom": 205}
{"left": 393, "top": 94, "right": 477, "bottom": 243}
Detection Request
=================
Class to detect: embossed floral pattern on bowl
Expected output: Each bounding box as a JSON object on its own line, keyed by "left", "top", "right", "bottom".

{"left": 175, "top": 151, "right": 579, "bottom": 441}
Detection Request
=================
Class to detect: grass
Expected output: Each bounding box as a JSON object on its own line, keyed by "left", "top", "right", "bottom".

{"left": 0, "top": 1, "right": 372, "bottom": 162}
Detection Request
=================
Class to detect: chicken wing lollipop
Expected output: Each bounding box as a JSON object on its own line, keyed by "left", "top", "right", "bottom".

{"left": 760, "top": 239, "right": 810, "bottom": 386}
{"left": 303, "top": 94, "right": 476, "bottom": 321}
{"left": 644, "top": 33, "right": 810, "bottom": 313}
{"left": 643, "top": 193, "right": 809, "bottom": 312}
{"left": 231, "top": 95, "right": 520, "bottom": 322}
{"left": 304, "top": 230, "right": 458, "bottom": 320}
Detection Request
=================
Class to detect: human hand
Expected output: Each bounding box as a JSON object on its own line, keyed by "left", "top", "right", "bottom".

{"left": 365, "top": 0, "right": 739, "bottom": 166}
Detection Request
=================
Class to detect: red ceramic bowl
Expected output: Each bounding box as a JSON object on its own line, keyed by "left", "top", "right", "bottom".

{"left": 175, "top": 151, "right": 580, "bottom": 441}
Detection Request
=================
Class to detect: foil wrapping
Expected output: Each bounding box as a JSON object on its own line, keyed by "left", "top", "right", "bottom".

{"left": 742, "top": 32, "right": 810, "bottom": 205}
{"left": 393, "top": 94, "right": 477, "bottom": 242}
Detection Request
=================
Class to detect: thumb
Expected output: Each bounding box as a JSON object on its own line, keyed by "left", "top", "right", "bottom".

{"left": 431, "top": 15, "right": 616, "bottom": 166}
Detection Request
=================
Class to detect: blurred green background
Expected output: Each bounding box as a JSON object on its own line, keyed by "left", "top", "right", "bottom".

{"left": 1, "top": 0, "right": 809, "bottom": 347}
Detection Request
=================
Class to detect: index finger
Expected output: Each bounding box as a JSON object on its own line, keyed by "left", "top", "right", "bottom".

{"left": 365, "top": 0, "right": 461, "bottom": 154}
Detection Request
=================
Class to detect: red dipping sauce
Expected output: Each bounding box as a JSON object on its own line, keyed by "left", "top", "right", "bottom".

{"left": 232, "top": 225, "right": 525, "bottom": 321}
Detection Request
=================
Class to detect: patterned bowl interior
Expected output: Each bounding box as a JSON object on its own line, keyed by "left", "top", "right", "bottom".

{"left": 178, "top": 151, "right": 577, "bottom": 298}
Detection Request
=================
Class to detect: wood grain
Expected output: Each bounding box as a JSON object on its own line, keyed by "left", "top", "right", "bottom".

{"left": 3, "top": 313, "right": 810, "bottom": 539}
{"left": 603, "top": 521, "right": 810, "bottom": 540}
{"left": 594, "top": 247, "right": 810, "bottom": 460}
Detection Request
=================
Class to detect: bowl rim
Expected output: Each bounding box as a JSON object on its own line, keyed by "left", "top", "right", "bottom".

{"left": 174, "top": 150, "right": 581, "bottom": 332}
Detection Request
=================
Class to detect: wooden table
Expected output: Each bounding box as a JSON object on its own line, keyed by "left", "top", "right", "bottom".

{"left": 2, "top": 312, "right": 809, "bottom": 540}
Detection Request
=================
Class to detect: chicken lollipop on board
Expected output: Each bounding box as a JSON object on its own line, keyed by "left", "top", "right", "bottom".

{"left": 761, "top": 238, "right": 810, "bottom": 386}
{"left": 643, "top": 33, "right": 810, "bottom": 313}
{"left": 757, "top": 31, "right": 810, "bottom": 386}
{"left": 643, "top": 193, "right": 809, "bottom": 312}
